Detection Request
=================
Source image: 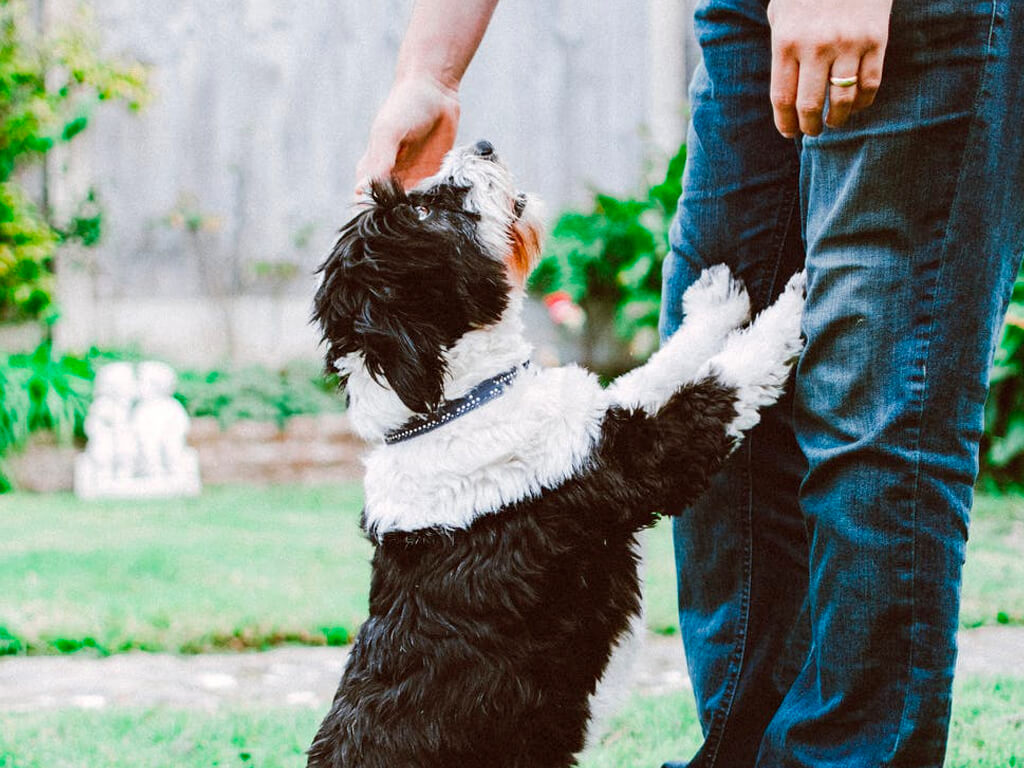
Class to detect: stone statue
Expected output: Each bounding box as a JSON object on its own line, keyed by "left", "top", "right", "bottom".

{"left": 74, "top": 361, "right": 201, "bottom": 500}
{"left": 81, "top": 363, "right": 137, "bottom": 483}
{"left": 133, "top": 362, "right": 192, "bottom": 477}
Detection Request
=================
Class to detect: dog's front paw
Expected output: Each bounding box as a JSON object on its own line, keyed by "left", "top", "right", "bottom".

{"left": 700, "top": 270, "right": 806, "bottom": 440}
{"left": 681, "top": 264, "right": 751, "bottom": 332}
{"left": 747, "top": 269, "right": 805, "bottom": 368}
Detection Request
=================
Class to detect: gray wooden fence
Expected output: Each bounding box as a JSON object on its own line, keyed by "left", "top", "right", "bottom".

{"left": 46, "top": 0, "right": 697, "bottom": 366}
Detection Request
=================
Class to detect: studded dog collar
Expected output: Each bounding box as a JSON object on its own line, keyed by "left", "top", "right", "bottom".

{"left": 384, "top": 362, "right": 530, "bottom": 445}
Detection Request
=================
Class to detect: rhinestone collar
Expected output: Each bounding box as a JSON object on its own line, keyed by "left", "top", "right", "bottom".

{"left": 384, "top": 361, "right": 530, "bottom": 445}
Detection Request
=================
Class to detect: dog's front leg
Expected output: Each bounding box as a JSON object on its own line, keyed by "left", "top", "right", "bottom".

{"left": 608, "top": 264, "right": 749, "bottom": 414}
{"left": 592, "top": 271, "right": 806, "bottom": 522}
{"left": 593, "top": 378, "right": 745, "bottom": 521}
{"left": 697, "top": 269, "right": 806, "bottom": 443}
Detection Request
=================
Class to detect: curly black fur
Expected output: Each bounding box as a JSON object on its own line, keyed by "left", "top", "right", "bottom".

{"left": 306, "top": 378, "right": 738, "bottom": 768}
{"left": 312, "top": 177, "right": 511, "bottom": 413}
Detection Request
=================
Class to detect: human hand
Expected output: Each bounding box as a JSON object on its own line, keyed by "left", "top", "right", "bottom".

{"left": 767, "top": 0, "right": 893, "bottom": 137}
{"left": 355, "top": 74, "right": 461, "bottom": 193}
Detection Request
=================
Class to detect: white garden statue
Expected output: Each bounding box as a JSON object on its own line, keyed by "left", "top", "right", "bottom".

{"left": 74, "top": 361, "right": 201, "bottom": 500}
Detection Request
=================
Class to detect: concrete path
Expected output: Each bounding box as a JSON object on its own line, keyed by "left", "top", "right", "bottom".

{"left": 2, "top": 627, "right": 1021, "bottom": 714}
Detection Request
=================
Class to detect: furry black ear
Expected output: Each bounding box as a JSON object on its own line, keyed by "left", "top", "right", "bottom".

{"left": 312, "top": 229, "right": 359, "bottom": 378}
{"left": 360, "top": 312, "right": 447, "bottom": 414}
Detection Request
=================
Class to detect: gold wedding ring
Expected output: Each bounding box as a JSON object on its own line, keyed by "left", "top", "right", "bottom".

{"left": 829, "top": 75, "right": 859, "bottom": 88}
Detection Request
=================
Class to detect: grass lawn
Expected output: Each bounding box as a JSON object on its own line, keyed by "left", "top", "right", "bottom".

{"left": 0, "top": 486, "right": 371, "bottom": 654}
{"left": 0, "top": 677, "right": 1020, "bottom": 767}
{"left": 1, "top": 486, "right": 1022, "bottom": 653}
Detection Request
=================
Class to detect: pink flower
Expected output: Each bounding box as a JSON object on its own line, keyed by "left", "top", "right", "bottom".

{"left": 544, "top": 292, "right": 585, "bottom": 331}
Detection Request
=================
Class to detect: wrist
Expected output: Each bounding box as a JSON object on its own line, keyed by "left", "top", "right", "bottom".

{"left": 395, "top": 54, "right": 463, "bottom": 95}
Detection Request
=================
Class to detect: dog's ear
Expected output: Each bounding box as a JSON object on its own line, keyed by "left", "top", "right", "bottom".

{"left": 505, "top": 198, "right": 544, "bottom": 286}
{"left": 360, "top": 311, "right": 448, "bottom": 414}
{"left": 312, "top": 225, "right": 362, "bottom": 377}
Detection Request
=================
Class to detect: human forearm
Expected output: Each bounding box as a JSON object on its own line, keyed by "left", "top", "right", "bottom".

{"left": 353, "top": 0, "right": 498, "bottom": 190}
{"left": 393, "top": 0, "right": 500, "bottom": 91}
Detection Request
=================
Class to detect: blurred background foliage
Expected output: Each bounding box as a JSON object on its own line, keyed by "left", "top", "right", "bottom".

{"left": 0, "top": 0, "right": 146, "bottom": 323}
{"left": 530, "top": 145, "right": 687, "bottom": 377}
{"left": 982, "top": 271, "right": 1024, "bottom": 490}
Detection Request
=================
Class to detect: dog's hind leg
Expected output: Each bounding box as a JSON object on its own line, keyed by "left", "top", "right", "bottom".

{"left": 608, "top": 264, "right": 749, "bottom": 414}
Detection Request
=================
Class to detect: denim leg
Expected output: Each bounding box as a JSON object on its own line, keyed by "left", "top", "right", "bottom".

{"left": 660, "top": 1, "right": 808, "bottom": 765}
{"left": 757, "top": 1, "right": 1024, "bottom": 766}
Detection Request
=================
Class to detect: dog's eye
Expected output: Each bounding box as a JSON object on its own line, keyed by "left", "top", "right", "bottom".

{"left": 413, "top": 205, "right": 431, "bottom": 221}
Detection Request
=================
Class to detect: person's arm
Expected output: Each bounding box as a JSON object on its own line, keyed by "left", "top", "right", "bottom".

{"left": 766, "top": 0, "right": 893, "bottom": 138}
{"left": 355, "top": 0, "right": 500, "bottom": 191}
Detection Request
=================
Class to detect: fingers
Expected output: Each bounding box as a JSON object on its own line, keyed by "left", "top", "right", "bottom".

{"left": 355, "top": 132, "right": 402, "bottom": 195}
{"left": 352, "top": 76, "right": 461, "bottom": 195}
{"left": 794, "top": 50, "right": 831, "bottom": 136}
{"left": 825, "top": 54, "right": 860, "bottom": 129}
{"left": 852, "top": 46, "right": 884, "bottom": 113}
{"left": 772, "top": 47, "right": 883, "bottom": 136}
{"left": 770, "top": 43, "right": 801, "bottom": 138}
{"left": 767, "top": 0, "right": 893, "bottom": 137}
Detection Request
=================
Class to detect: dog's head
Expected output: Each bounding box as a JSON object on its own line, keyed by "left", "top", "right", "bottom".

{"left": 313, "top": 141, "right": 541, "bottom": 415}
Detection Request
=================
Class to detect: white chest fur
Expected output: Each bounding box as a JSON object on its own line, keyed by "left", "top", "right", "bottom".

{"left": 361, "top": 364, "right": 609, "bottom": 537}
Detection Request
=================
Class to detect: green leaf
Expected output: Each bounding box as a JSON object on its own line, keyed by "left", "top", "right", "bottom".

{"left": 61, "top": 115, "right": 88, "bottom": 141}
{"left": 617, "top": 255, "right": 655, "bottom": 289}
{"left": 988, "top": 415, "right": 1024, "bottom": 468}
{"left": 995, "top": 326, "right": 1024, "bottom": 365}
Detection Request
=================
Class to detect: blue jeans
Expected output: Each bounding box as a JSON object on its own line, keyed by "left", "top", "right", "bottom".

{"left": 659, "top": 1, "right": 1024, "bottom": 766}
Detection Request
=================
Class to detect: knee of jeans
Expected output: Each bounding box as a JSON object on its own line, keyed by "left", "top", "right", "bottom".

{"left": 794, "top": 273, "right": 917, "bottom": 439}
{"left": 794, "top": 279, "right": 987, "bottom": 495}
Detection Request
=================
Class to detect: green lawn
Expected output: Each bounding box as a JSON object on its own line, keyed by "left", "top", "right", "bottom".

{"left": 1, "top": 486, "right": 1022, "bottom": 765}
{"left": 584, "top": 677, "right": 1024, "bottom": 768}
{"left": 1, "top": 677, "right": 1020, "bottom": 768}
{"left": 0, "top": 486, "right": 371, "bottom": 654}
{"left": 1, "top": 487, "right": 1022, "bottom": 653}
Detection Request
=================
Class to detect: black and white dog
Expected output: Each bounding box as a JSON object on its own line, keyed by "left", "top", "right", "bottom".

{"left": 307, "top": 141, "right": 805, "bottom": 768}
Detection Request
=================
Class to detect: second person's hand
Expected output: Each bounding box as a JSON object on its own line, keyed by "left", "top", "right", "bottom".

{"left": 767, "top": 0, "right": 893, "bottom": 138}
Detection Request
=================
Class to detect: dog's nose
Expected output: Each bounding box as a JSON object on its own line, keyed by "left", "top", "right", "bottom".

{"left": 473, "top": 140, "right": 495, "bottom": 158}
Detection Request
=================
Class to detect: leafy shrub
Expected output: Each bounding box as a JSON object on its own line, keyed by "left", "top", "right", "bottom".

{"left": 981, "top": 266, "right": 1024, "bottom": 490}
{"left": 0, "top": 625, "right": 22, "bottom": 655}
{"left": 0, "top": 339, "right": 93, "bottom": 490}
{"left": 175, "top": 364, "right": 343, "bottom": 429}
{"left": 0, "top": 184, "right": 59, "bottom": 321}
{"left": 0, "top": 0, "right": 146, "bottom": 322}
{"left": 529, "top": 145, "right": 687, "bottom": 376}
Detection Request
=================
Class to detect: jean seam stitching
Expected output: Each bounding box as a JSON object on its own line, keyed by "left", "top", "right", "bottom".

{"left": 766, "top": 178, "right": 802, "bottom": 301}
{"left": 889, "top": 2, "right": 1001, "bottom": 761}
{"left": 702, "top": 439, "right": 755, "bottom": 767}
